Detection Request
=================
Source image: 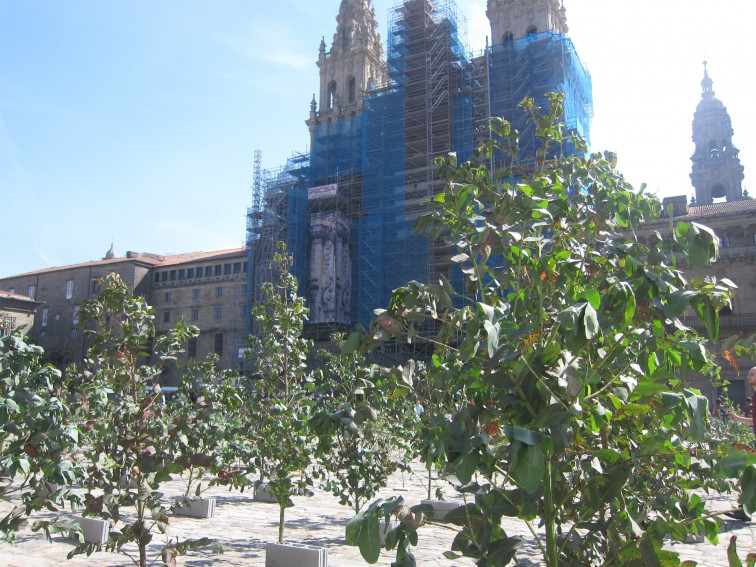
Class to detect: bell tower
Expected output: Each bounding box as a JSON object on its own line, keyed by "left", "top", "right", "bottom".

{"left": 690, "top": 62, "right": 745, "bottom": 205}
{"left": 487, "top": 0, "right": 568, "bottom": 45}
{"left": 308, "top": 0, "right": 386, "bottom": 128}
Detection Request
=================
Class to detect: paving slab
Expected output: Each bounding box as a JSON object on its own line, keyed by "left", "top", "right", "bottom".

{"left": 0, "top": 462, "right": 754, "bottom": 566}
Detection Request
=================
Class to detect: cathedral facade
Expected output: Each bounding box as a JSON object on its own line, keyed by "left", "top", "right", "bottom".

{"left": 248, "top": 0, "right": 593, "bottom": 339}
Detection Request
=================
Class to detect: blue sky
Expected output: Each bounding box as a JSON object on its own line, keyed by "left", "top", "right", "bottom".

{"left": 1, "top": 0, "right": 755, "bottom": 278}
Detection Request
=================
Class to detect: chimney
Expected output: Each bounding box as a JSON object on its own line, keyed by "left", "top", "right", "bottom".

{"left": 661, "top": 195, "right": 689, "bottom": 218}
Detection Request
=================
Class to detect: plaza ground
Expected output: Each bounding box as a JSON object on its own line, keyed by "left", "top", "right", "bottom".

{"left": 1, "top": 461, "right": 754, "bottom": 566}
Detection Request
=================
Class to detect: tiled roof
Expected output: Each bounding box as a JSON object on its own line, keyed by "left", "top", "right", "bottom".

{"left": 2, "top": 248, "right": 247, "bottom": 279}
{"left": 646, "top": 198, "right": 756, "bottom": 225}
{"left": 153, "top": 248, "right": 247, "bottom": 267}
{"left": 0, "top": 290, "right": 39, "bottom": 302}
{"left": 683, "top": 199, "right": 756, "bottom": 218}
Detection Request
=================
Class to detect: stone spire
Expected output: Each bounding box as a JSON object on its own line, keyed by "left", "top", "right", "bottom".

{"left": 331, "top": 0, "right": 382, "bottom": 57}
{"left": 308, "top": 0, "right": 387, "bottom": 129}
{"left": 103, "top": 241, "right": 116, "bottom": 260}
{"left": 701, "top": 60, "right": 714, "bottom": 97}
{"left": 690, "top": 62, "right": 745, "bottom": 204}
{"left": 487, "top": 0, "right": 568, "bottom": 45}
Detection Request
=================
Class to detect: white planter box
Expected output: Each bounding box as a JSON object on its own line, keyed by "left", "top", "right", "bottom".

{"left": 71, "top": 515, "right": 110, "bottom": 545}
{"left": 379, "top": 518, "right": 399, "bottom": 545}
{"left": 265, "top": 542, "right": 328, "bottom": 567}
{"left": 253, "top": 483, "right": 278, "bottom": 503}
{"left": 421, "top": 499, "right": 462, "bottom": 522}
{"left": 173, "top": 496, "right": 216, "bottom": 519}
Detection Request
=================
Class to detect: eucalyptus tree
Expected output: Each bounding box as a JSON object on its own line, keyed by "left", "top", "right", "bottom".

{"left": 244, "top": 244, "right": 316, "bottom": 544}
{"left": 347, "top": 94, "right": 756, "bottom": 566}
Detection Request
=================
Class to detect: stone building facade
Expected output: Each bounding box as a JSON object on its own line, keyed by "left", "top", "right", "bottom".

{"left": 0, "top": 290, "right": 42, "bottom": 338}
{"left": 638, "top": 65, "right": 756, "bottom": 409}
{"left": 257, "top": 0, "right": 592, "bottom": 341}
{"left": 487, "top": 0, "right": 568, "bottom": 43}
{"left": 149, "top": 248, "right": 249, "bottom": 382}
{"left": 0, "top": 247, "right": 249, "bottom": 385}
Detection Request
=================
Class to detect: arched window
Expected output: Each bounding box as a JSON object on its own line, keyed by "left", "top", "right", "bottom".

{"left": 348, "top": 77, "right": 356, "bottom": 103}
{"left": 526, "top": 26, "right": 537, "bottom": 35}
{"left": 328, "top": 81, "right": 337, "bottom": 109}
{"left": 711, "top": 184, "right": 726, "bottom": 199}
{"left": 503, "top": 31, "right": 513, "bottom": 43}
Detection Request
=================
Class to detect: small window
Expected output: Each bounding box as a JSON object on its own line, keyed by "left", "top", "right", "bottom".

{"left": 28, "top": 285, "right": 36, "bottom": 300}
{"left": 170, "top": 270, "right": 177, "bottom": 281}
{"left": 214, "top": 307, "right": 222, "bottom": 320}
{"left": 72, "top": 305, "right": 81, "bottom": 325}
{"left": 92, "top": 280, "right": 100, "bottom": 294}
{"left": 55, "top": 313, "right": 60, "bottom": 321}
{"left": 41, "top": 308, "right": 49, "bottom": 327}
{"left": 216, "top": 286, "right": 223, "bottom": 298}
{"left": 188, "top": 337, "right": 197, "bottom": 359}
{"left": 187, "top": 268, "right": 195, "bottom": 279}
{"left": 719, "top": 236, "right": 731, "bottom": 248}
{"left": 163, "top": 311, "right": 170, "bottom": 323}
{"left": 243, "top": 262, "right": 248, "bottom": 273}
{"left": 224, "top": 264, "right": 231, "bottom": 275}
{"left": 65, "top": 280, "right": 73, "bottom": 299}
{"left": 205, "top": 266, "right": 213, "bottom": 278}
{"left": 71, "top": 329, "right": 79, "bottom": 340}
{"left": 233, "top": 262, "right": 242, "bottom": 274}
{"left": 161, "top": 272, "right": 168, "bottom": 283}
{"left": 214, "top": 265, "right": 222, "bottom": 277}
{"left": 154, "top": 272, "right": 160, "bottom": 283}
{"left": 192, "top": 309, "right": 200, "bottom": 321}
{"left": 752, "top": 234, "right": 756, "bottom": 245}
{"left": 179, "top": 269, "right": 186, "bottom": 280}
{"left": 165, "top": 292, "right": 172, "bottom": 301}
{"left": 214, "top": 333, "right": 224, "bottom": 356}
{"left": 328, "top": 81, "right": 337, "bottom": 110}
{"left": 39, "top": 330, "right": 46, "bottom": 341}
{"left": 193, "top": 289, "right": 200, "bottom": 300}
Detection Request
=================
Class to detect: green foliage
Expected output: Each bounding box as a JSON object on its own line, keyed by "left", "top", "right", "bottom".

{"left": 244, "top": 243, "right": 316, "bottom": 544}
{"left": 347, "top": 497, "right": 423, "bottom": 567}
{"left": 0, "top": 333, "right": 84, "bottom": 541}
{"left": 64, "top": 273, "right": 213, "bottom": 567}
{"left": 728, "top": 535, "right": 756, "bottom": 567}
{"left": 411, "top": 355, "right": 471, "bottom": 500}
{"left": 348, "top": 94, "right": 753, "bottom": 566}
{"left": 310, "top": 333, "right": 409, "bottom": 517}
{"left": 166, "top": 358, "right": 244, "bottom": 497}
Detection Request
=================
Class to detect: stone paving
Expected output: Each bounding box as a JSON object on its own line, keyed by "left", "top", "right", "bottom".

{"left": 1, "top": 463, "right": 754, "bottom": 566}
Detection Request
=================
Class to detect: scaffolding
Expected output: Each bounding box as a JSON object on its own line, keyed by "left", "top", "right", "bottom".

{"left": 350, "top": 0, "right": 474, "bottom": 327}
{"left": 247, "top": 0, "right": 594, "bottom": 340}
{"left": 487, "top": 31, "right": 593, "bottom": 169}
{"left": 246, "top": 153, "right": 310, "bottom": 323}
{"left": 244, "top": 150, "right": 263, "bottom": 337}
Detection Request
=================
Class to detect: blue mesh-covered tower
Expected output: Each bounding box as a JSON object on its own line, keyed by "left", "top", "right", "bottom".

{"left": 485, "top": 0, "right": 592, "bottom": 168}
{"left": 246, "top": 0, "right": 592, "bottom": 339}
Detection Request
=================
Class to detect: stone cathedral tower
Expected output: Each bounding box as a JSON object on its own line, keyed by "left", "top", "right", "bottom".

{"left": 690, "top": 62, "right": 745, "bottom": 205}
{"left": 304, "top": 1, "right": 388, "bottom": 326}
{"left": 487, "top": 0, "right": 568, "bottom": 43}
{"left": 308, "top": 0, "right": 387, "bottom": 128}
